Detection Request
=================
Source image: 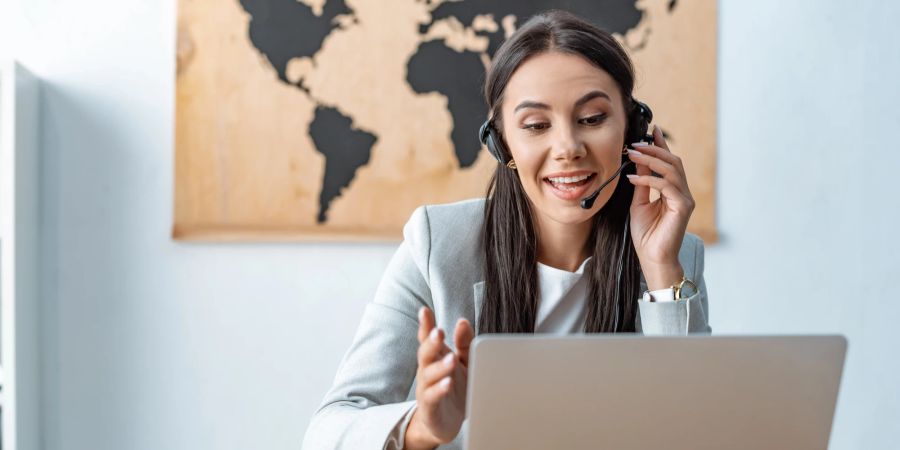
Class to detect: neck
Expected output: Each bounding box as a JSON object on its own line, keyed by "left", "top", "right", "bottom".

{"left": 534, "top": 212, "right": 593, "bottom": 273}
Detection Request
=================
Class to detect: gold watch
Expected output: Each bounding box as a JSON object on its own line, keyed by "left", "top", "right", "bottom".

{"left": 673, "top": 277, "right": 698, "bottom": 301}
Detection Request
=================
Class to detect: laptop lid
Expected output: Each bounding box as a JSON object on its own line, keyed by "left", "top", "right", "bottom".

{"left": 465, "top": 335, "right": 846, "bottom": 450}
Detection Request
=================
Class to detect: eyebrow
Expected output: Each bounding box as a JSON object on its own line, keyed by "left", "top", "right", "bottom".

{"left": 513, "top": 90, "right": 611, "bottom": 113}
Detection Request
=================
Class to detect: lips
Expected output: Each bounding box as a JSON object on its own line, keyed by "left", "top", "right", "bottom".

{"left": 542, "top": 172, "right": 598, "bottom": 201}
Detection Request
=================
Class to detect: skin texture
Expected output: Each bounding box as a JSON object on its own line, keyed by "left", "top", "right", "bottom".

{"left": 405, "top": 51, "right": 695, "bottom": 449}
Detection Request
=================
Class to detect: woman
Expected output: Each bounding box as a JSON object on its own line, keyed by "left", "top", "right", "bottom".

{"left": 302, "top": 10, "right": 711, "bottom": 450}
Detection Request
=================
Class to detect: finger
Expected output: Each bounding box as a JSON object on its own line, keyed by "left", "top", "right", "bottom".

{"left": 631, "top": 153, "right": 651, "bottom": 208}
{"left": 626, "top": 175, "right": 695, "bottom": 212}
{"left": 652, "top": 124, "right": 670, "bottom": 151}
{"left": 418, "top": 327, "right": 450, "bottom": 365}
{"left": 631, "top": 141, "right": 685, "bottom": 175}
{"left": 453, "top": 319, "right": 474, "bottom": 367}
{"left": 626, "top": 149, "right": 676, "bottom": 178}
{"left": 421, "top": 376, "right": 454, "bottom": 405}
{"left": 626, "top": 150, "right": 689, "bottom": 196}
{"left": 420, "top": 352, "right": 457, "bottom": 387}
{"left": 417, "top": 307, "right": 435, "bottom": 343}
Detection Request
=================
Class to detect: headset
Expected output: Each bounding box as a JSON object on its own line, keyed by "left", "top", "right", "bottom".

{"left": 478, "top": 99, "right": 655, "bottom": 331}
{"left": 478, "top": 99, "right": 653, "bottom": 208}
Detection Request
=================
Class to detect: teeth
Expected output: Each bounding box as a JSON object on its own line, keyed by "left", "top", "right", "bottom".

{"left": 547, "top": 174, "right": 590, "bottom": 184}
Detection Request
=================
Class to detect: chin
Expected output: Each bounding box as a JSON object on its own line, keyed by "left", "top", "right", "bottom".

{"left": 543, "top": 202, "right": 599, "bottom": 226}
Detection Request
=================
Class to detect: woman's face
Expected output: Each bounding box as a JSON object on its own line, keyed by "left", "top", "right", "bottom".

{"left": 500, "top": 51, "right": 628, "bottom": 226}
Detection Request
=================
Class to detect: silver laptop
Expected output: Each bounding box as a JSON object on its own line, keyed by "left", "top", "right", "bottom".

{"left": 465, "top": 335, "right": 846, "bottom": 450}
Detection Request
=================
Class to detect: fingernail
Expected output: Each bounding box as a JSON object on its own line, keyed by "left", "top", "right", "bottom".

{"left": 443, "top": 352, "right": 454, "bottom": 366}
{"left": 626, "top": 174, "right": 638, "bottom": 179}
{"left": 630, "top": 142, "right": 648, "bottom": 147}
{"left": 430, "top": 328, "right": 440, "bottom": 342}
{"left": 627, "top": 149, "right": 641, "bottom": 156}
{"left": 441, "top": 377, "right": 451, "bottom": 389}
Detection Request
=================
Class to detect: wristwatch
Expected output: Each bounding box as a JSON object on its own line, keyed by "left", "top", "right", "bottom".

{"left": 642, "top": 276, "right": 698, "bottom": 302}
{"left": 673, "top": 276, "right": 698, "bottom": 301}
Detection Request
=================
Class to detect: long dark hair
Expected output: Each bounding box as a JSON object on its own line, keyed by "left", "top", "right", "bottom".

{"left": 480, "top": 10, "right": 642, "bottom": 334}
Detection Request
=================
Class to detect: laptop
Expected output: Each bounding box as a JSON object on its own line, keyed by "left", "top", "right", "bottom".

{"left": 464, "top": 335, "right": 846, "bottom": 450}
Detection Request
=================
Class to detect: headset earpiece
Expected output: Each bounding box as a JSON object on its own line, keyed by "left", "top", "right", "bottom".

{"left": 479, "top": 119, "right": 510, "bottom": 166}
{"left": 626, "top": 99, "right": 654, "bottom": 148}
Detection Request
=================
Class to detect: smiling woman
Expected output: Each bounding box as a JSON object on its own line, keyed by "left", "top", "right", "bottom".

{"left": 480, "top": 15, "right": 672, "bottom": 335}
{"left": 302, "top": 10, "right": 711, "bottom": 450}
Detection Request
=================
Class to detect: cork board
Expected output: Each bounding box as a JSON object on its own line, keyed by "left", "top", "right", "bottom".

{"left": 175, "top": 0, "right": 718, "bottom": 242}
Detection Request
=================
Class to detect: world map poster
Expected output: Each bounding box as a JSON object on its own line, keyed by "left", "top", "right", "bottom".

{"left": 174, "top": 0, "right": 717, "bottom": 242}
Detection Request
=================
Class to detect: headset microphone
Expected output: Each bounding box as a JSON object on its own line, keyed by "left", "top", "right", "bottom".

{"left": 579, "top": 161, "right": 633, "bottom": 210}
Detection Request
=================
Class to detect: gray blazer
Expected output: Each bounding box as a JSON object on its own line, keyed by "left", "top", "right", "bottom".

{"left": 301, "top": 198, "right": 710, "bottom": 450}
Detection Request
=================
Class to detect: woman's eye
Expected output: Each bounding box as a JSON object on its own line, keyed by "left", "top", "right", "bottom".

{"left": 579, "top": 114, "right": 607, "bottom": 126}
{"left": 523, "top": 122, "right": 549, "bottom": 132}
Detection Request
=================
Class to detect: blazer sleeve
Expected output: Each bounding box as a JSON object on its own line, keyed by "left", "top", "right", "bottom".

{"left": 301, "top": 207, "right": 434, "bottom": 450}
{"left": 635, "top": 235, "right": 712, "bottom": 335}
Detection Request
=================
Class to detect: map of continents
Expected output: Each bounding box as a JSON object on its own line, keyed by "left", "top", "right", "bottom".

{"left": 174, "top": 0, "right": 717, "bottom": 241}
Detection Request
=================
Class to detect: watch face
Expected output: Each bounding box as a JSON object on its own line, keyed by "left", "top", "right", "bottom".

{"left": 677, "top": 279, "right": 699, "bottom": 300}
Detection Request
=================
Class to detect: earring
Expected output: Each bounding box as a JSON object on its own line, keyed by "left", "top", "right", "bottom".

{"left": 506, "top": 159, "right": 517, "bottom": 170}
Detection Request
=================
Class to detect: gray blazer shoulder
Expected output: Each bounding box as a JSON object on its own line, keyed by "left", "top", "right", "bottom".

{"left": 302, "top": 198, "right": 711, "bottom": 450}
{"left": 404, "top": 198, "right": 487, "bottom": 291}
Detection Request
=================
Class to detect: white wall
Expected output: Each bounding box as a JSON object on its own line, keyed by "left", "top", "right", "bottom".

{"left": 713, "top": 1, "right": 900, "bottom": 448}
{"left": 2, "top": 0, "right": 899, "bottom": 449}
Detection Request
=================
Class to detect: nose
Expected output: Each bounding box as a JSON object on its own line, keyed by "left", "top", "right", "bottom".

{"left": 550, "top": 122, "right": 586, "bottom": 162}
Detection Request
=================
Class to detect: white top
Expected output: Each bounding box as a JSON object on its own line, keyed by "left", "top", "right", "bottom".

{"left": 535, "top": 256, "right": 674, "bottom": 333}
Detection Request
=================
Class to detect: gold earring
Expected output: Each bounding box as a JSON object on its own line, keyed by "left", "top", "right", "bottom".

{"left": 506, "top": 159, "right": 517, "bottom": 170}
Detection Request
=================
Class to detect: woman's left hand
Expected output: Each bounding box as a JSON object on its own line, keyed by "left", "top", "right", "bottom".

{"left": 625, "top": 125, "right": 696, "bottom": 290}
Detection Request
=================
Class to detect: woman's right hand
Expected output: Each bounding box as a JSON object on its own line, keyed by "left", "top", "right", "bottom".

{"left": 404, "top": 307, "right": 474, "bottom": 450}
